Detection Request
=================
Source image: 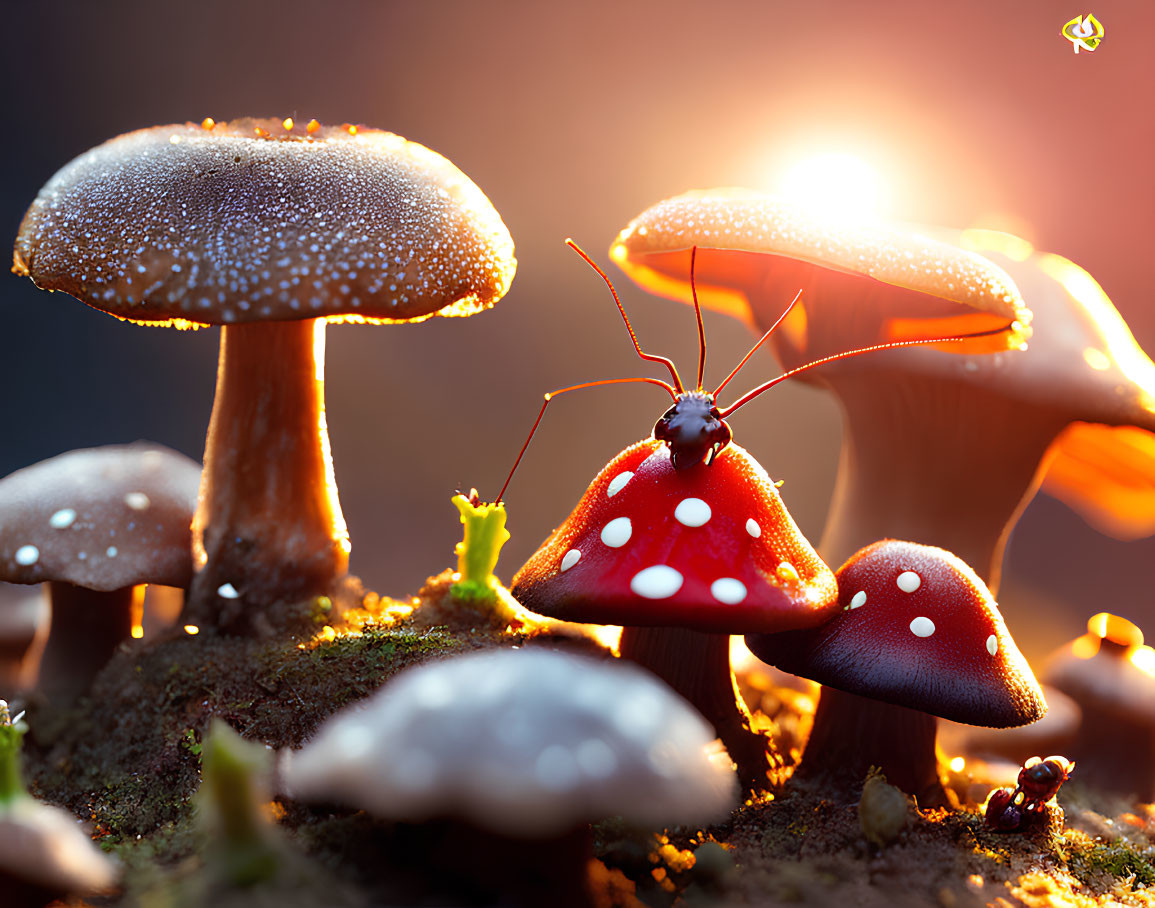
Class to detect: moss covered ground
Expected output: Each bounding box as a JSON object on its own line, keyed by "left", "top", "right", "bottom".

{"left": 12, "top": 569, "right": 1155, "bottom": 907}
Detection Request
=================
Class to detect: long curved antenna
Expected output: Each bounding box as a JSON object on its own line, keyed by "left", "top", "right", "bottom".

{"left": 690, "top": 246, "right": 707, "bottom": 392}
{"left": 496, "top": 376, "right": 678, "bottom": 504}
{"left": 712, "top": 289, "right": 803, "bottom": 398}
{"left": 566, "top": 239, "right": 685, "bottom": 394}
{"left": 717, "top": 323, "right": 1016, "bottom": 418}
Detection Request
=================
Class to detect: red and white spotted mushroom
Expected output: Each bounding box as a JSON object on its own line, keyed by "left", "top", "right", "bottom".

{"left": 745, "top": 539, "right": 1046, "bottom": 804}
{"left": 512, "top": 436, "right": 838, "bottom": 788}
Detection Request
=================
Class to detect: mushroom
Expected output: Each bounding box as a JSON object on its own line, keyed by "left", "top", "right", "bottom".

{"left": 511, "top": 436, "right": 838, "bottom": 789}
{"left": 282, "top": 648, "right": 736, "bottom": 908}
{"left": 1043, "top": 612, "right": 1155, "bottom": 800}
{"left": 13, "top": 118, "right": 516, "bottom": 635}
{"left": 0, "top": 444, "right": 200, "bottom": 698}
{"left": 0, "top": 700, "right": 119, "bottom": 906}
{"left": 746, "top": 540, "right": 1046, "bottom": 804}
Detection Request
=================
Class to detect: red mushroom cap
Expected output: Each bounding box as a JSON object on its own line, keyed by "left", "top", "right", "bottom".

{"left": 745, "top": 540, "right": 1046, "bottom": 727}
{"left": 511, "top": 438, "right": 838, "bottom": 634}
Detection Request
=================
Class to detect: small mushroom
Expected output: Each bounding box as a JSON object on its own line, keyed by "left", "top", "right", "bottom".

{"left": 282, "top": 648, "right": 736, "bottom": 907}
{"left": 746, "top": 540, "right": 1045, "bottom": 804}
{"left": 0, "top": 700, "right": 119, "bottom": 906}
{"left": 14, "top": 118, "right": 516, "bottom": 635}
{"left": 0, "top": 444, "right": 200, "bottom": 698}
{"left": 1043, "top": 612, "right": 1155, "bottom": 800}
{"left": 511, "top": 437, "right": 838, "bottom": 788}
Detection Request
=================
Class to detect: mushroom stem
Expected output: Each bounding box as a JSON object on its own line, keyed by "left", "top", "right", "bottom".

{"left": 794, "top": 687, "right": 947, "bottom": 806}
{"left": 820, "top": 374, "right": 1067, "bottom": 594}
{"left": 618, "top": 626, "right": 773, "bottom": 790}
{"left": 38, "top": 582, "right": 136, "bottom": 699}
{"left": 186, "top": 319, "right": 349, "bottom": 633}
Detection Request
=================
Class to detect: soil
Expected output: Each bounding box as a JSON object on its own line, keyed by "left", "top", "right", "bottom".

{"left": 11, "top": 570, "right": 1155, "bottom": 908}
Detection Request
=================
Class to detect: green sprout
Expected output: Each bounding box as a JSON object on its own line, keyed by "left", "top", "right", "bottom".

{"left": 197, "top": 720, "right": 281, "bottom": 887}
{"left": 450, "top": 490, "right": 511, "bottom": 607}
{"left": 0, "top": 699, "right": 28, "bottom": 807}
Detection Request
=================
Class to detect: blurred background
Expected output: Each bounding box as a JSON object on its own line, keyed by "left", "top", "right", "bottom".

{"left": 1, "top": 0, "right": 1151, "bottom": 663}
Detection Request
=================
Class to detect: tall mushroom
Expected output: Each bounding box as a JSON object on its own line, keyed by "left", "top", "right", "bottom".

{"left": 0, "top": 444, "right": 200, "bottom": 698}
{"left": 611, "top": 193, "right": 1153, "bottom": 593}
{"left": 13, "top": 118, "right": 516, "bottom": 635}
{"left": 746, "top": 540, "right": 1046, "bottom": 804}
{"left": 511, "top": 436, "right": 838, "bottom": 788}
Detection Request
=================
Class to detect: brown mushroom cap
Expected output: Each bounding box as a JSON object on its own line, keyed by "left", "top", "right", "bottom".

{"left": 0, "top": 444, "right": 200, "bottom": 590}
{"left": 610, "top": 188, "right": 1031, "bottom": 352}
{"left": 13, "top": 118, "right": 515, "bottom": 327}
{"left": 1044, "top": 613, "right": 1155, "bottom": 722}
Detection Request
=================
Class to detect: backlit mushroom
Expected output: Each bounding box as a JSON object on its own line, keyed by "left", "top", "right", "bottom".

{"left": 1043, "top": 612, "right": 1155, "bottom": 800}
{"left": 0, "top": 700, "right": 119, "bottom": 905}
{"left": 14, "top": 118, "right": 516, "bottom": 635}
{"left": 511, "top": 436, "right": 838, "bottom": 788}
{"left": 282, "top": 648, "right": 736, "bottom": 907}
{"left": 746, "top": 540, "right": 1045, "bottom": 804}
{"left": 0, "top": 444, "right": 199, "bottom": 698}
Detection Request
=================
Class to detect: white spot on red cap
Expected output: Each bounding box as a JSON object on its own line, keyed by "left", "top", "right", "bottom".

{"left": 910, "top": 616, "right": 935, "bottom": 637}
{"left": 674, "top": 498, "right": 711, "bottom": 527}
{"left": 746, "top": 518, "right": 761, "bottom": 538}
{"left": 606, "top": 471, "right": 633, "bottom": 498}
{"left": 49, "top": 508, "right": 77, "bottom": 529}
{"left": 600, "top": 517, "right": 632, "bottom": 548}
{"left": 630, "top": 565, "right": 683, "bottom": 599}
{"left": 217, "top": 583, "right": 240, "bottom": 599}
{"left": 896, "top": 571, "right": 921, "bottom": 593}
{"left": 850, "top": 590, "right": 867, "bottom": 609}
{"left": 711, "top": 578, "right": 747, "bottom": 604}
{"left": 776, "top": 562, "right": 799, "bottom": 583}
{"left": 560, "top": 549, "right": 581, "bottom": 572}
{"left": 986, "top": 634, "right": 998, "bottom": 656}
{"left": 14, "top": 545, "right": 39, "bottom": 566}
{"left": 106, "top": 546, "right": 118, "bottom": 558}
{"left": 125, "top": 492, "right": 151, "bottom": 511}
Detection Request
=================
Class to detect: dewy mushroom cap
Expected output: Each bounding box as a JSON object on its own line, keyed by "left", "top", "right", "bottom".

{"left": 13, "top": 118, "right": 516, "bottom": 327}
{"left": 282, "top": 648, "right": 738, "bottom": 837}
{"left": 609, "top": 188, "right": 1031, "bottom": 349}
{"left": 747, "top": 540, "right": 1046, "bottom": 728}
{"left": 0, "top": 444, "right": 200, "bottom": 591}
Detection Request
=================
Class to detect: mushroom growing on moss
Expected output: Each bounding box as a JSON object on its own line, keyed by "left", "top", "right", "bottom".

{"left": 283, "top": 648, "right": 736, "bottom": 908}
{"left": 0, "top": 699, "right": 119, "bottom": 905}
{"left": 747, "top": 540, "right": 1046, "bottom": 804}
{"left": 1043, "top": 613, "right": 1155, "bottom": 800}
{"left": 0, "top": 444, "right": 200, "bottom": 698}
{"left": 14, "top": 118, "right": 516, "bottom": 635}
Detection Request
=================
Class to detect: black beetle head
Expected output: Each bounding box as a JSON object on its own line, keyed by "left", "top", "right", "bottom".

{"left": 653, "top": 391, "right": 733, "bottom": 471}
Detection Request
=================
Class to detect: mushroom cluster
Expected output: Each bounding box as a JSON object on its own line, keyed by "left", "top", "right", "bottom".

{"left": 14, "top": 118, "right": 516, "bottom": 635}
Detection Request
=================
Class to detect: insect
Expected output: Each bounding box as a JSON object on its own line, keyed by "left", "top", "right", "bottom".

{"left": 499, "top": 240, "right": 1016, "bottom": 789}
{"left": 985, "top": 755, "right": 1074, "bottom": 831}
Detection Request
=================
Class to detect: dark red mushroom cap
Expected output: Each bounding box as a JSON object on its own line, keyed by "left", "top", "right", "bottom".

{"left": 746, "top": 540, "right": 1046, "bottom": 727}
{"left": 511, "top": 438, "right": 838, "bottom": 633}
{"left": 13, "top": 118, "right": 515, "bottom": 327}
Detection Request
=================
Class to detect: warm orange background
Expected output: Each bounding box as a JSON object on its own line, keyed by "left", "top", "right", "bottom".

{"left": 1, "top": 1, "right": 1151, "bottom": 662}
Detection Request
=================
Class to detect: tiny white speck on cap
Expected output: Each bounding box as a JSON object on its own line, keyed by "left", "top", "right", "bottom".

{"left": 674, "top": 497, "right": 711, "bottom": 527}
{"left": 896, "top": 571, "right": 921, "bottom": 593}
{"left": 49, "top": 508, "right": 77, "bottom": 529}
{"left": 125, "top": 492, "right": 151, "bottom": 511}
{"left": 711, "top": 578, "right": 747, "bottom": 604}
{"left": 217, "top": 583, "right": 240, "bottom": 599}
{"left": 14, "top": 545, "right": 39, "bottom": 566}
{"left": 607, "top": 471, "right": 634, "bottom": 498}
{"left": 630, "top": 565, "right": 684, "bottom": 599}
{"left": 600, "top": 517, "right": 632, "bottom": 548}
{"left": 850, "top": 590, "right": 867, "bottom": 609}
{"left": 560, "top": 548, "right": 581, "bottom": 572}
{"left": 746, "top": 518, "right": 761, "bottom": 538}
{"left": 910, "top": 616, "right": 935, "bottom": 637}
{"left": 986, "top": 634, "right": 998, "bottom": 656}
{"left": 106, "top": 546, "right": 118, "bottom": 558}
